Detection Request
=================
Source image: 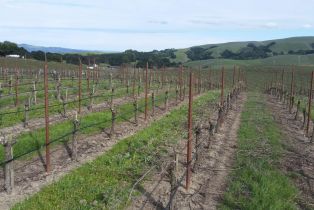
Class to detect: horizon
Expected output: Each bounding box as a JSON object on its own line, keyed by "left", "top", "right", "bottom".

{"left": 1, "top": 0, "right": 314, "bottom": 51}
{"left": 12, "top": 35, "right": 314, "bottom": 53}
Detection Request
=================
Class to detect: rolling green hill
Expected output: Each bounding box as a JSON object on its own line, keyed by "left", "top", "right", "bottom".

{"left": 173, "top": 36, "right": 314, "bottom": 64}
{"left": 184, "top": 54, "right": 314, "bottom": 69}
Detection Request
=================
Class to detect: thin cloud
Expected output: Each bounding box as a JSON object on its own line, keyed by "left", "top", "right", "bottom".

{"left": 148, "top": 20, "right": 168, "bottom": 25}
{"left": 0, "top": 25, "right": 185, "bottom": 34}
{"left": 302, "top": 24, "right": 312, "bottom": 28}
{"left": 262, "top": 22, "right": 278, "bottom": 28}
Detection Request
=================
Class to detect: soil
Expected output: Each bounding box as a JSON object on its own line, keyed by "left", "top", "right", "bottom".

{"left": 266, "top": 95, "right": 314, "bottom": 209}
{"left": 127, "top": 93, "right": 247, "bottom": 210}
{"left": 0, "top": 90, "right": 189, "bottom": 210}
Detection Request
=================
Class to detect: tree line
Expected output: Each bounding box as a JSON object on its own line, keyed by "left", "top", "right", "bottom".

{"left": 0, "top": 41, "right": 179, "bottom": 67}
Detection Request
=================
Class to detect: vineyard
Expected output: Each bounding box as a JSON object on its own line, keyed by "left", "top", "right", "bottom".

{"left": 0, "top": 57, "right": 313, "bottom": 210}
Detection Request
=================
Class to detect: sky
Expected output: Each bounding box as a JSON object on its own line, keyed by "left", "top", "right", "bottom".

{"left": 1, "top": 0, "right": 314, "bottom": 51}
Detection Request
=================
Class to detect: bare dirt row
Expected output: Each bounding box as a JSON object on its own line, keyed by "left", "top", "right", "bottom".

{"left": 266, "top": 95, "right": 314, "bottom": 209}
{"left": 127, "top": 93, "right": 246, "bottom": 210}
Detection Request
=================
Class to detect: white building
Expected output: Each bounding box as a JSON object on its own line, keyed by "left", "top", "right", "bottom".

{"left": 5, "top": 54, "right": 20, "bottom": 58}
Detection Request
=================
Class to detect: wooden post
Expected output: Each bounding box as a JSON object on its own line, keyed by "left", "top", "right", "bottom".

{"left": 165, "top": 90, "right": 169, "bottom": 111}
{"left": 151, "top": 92, "right": 155, "bottom": 116}
{"left": 186, "top": 72, "right": 193, "bottom": 190}
{"left": 175, "top": 87, "right": 179, "bottom": 105}
{"left": 32, "top": 81, "right": 37, "bottom": 105}
{"left": 44, "top": 60, "right": 50, "bottom": 173}
{"left": 195, "top": 125, "right": 201, "bottom": 165}
{"left": 65, "top": 87, "right": 68, "bottom": 102}
{"left": 110, "top": 88, "right": 115, "bottom": 109}
{"left": 169, "top": 155, "right": 178, "bottom": 210}
{"left": 23, "top": 98, "right": 30, "bottom": 127}
{"left": 88, "top": 85, "right": 95, "bottom": 111}
{"left": 133, "top": 98, "right": 138, "bottom": 125}
{"left": 294, "top": 100, "right": 301, "bottom": 120}
{"left": 1, "top": 134, "right": 16, "bottom": 194}
{"left": 56, "top": 74, "right": 61, "bottom": 101}
{"left": 72, "top": 112, "right": 80, "bottom": 161}
{"left": 109, "top": 73, "right": 113, "bottom": 90}
{"left": 61, "top": 96, "right": 67, "bottom": 118}
{"left": 9, "top": 75, "right": 12, "bottom": 95}
{"left": 110, "top": 107, "right": 116, "bottom": 139}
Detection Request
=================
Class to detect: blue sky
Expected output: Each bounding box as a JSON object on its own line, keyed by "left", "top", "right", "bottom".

{"left": 1, "top": 0, "right": 314, "bottom": 51}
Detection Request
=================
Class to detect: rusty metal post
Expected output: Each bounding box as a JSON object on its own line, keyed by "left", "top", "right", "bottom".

{"left": 186, "top": 72, "right": 193, "bottom": 190}
{"left": 180, "top": 65, "right": 183, "bottom": 100}
{"left": 307, "top": 71, "right": 314, "bottom": 136}
{"left": 14, "top": 69, "right": 19, "bottom": 107}
{"left": 208, "top": 68, "right": 211, "bottom": 90}
{"left": 78, "top": 60, "right": 82, "bottom": 114}
{"left": 281, "top": 69, "right": 284, "bottom": 100}
{"left": 145, "top": 62, "right": 148, "bottom": 121}
{"left": 221, "top": 67, "right": 225, "bottom": 106}
{"left": 44, "top": 61, "right": 50, "bottom": 172}
{"left": 289, "top": 66, "right": 295, "bottom": 113}
{"left": 132, "top": 66, "right": 136, "bottom": 98}
{"left": 162, "top": 66, "right": 165, "bottom": 89}
{"left": 232, "top": 65, "right": 236, "bottom": 86}
{"left": 87, "top": 66, "right": 90, "bottom": 94}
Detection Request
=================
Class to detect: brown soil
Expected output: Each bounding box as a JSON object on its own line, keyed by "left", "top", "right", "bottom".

{"left": 0, "top": 90, "right": 188, "bottom": 210}
{"left": 127, "top": 93, "right": 246, "bottom": 210}
{"left": 266, "top": 95, "right": 314, "bottom": 209}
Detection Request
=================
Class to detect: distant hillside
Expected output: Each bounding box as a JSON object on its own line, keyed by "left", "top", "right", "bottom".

{"left": 18, "top": 44, "right": 106, "bottom": 54}
{"left": 184, "top": 54, "right": 314, "bottom": 69}
{"left": 173, "top": 36, "right": 314, "bottom": 63}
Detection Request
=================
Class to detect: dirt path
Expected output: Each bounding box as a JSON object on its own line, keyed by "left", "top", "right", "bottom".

{"left": 0, "top": 90, "right": 198, "bottom": 210}
{"left": 266, "top": 95, "right": 314, "bottom": 209}
{"left": 127, "top": 93, "right": 246, "bottom": 210}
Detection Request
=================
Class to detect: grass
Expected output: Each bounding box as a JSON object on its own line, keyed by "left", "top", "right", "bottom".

{"left": 0, "top": 86, "right": 181, "bottom": 163}
{"left": 12, "top": 90, "right": 220, "bottom": 210}
{"left": 219, "top": 92, "right": 298, "bottom": 210}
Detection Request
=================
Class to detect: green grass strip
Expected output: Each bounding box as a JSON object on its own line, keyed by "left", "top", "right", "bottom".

{"left": 12, "top": 91, "right": 219, "bottom": 210}
{"left": 219, "top": 92, "right": 298, "bottom": 210}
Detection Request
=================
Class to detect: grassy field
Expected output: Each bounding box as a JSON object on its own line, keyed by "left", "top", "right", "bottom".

{"left": 219, "top": 92, "right": 298, "bottom": 210}
{"left": 12, "top": 90, "right": 220, "bottom": 210}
